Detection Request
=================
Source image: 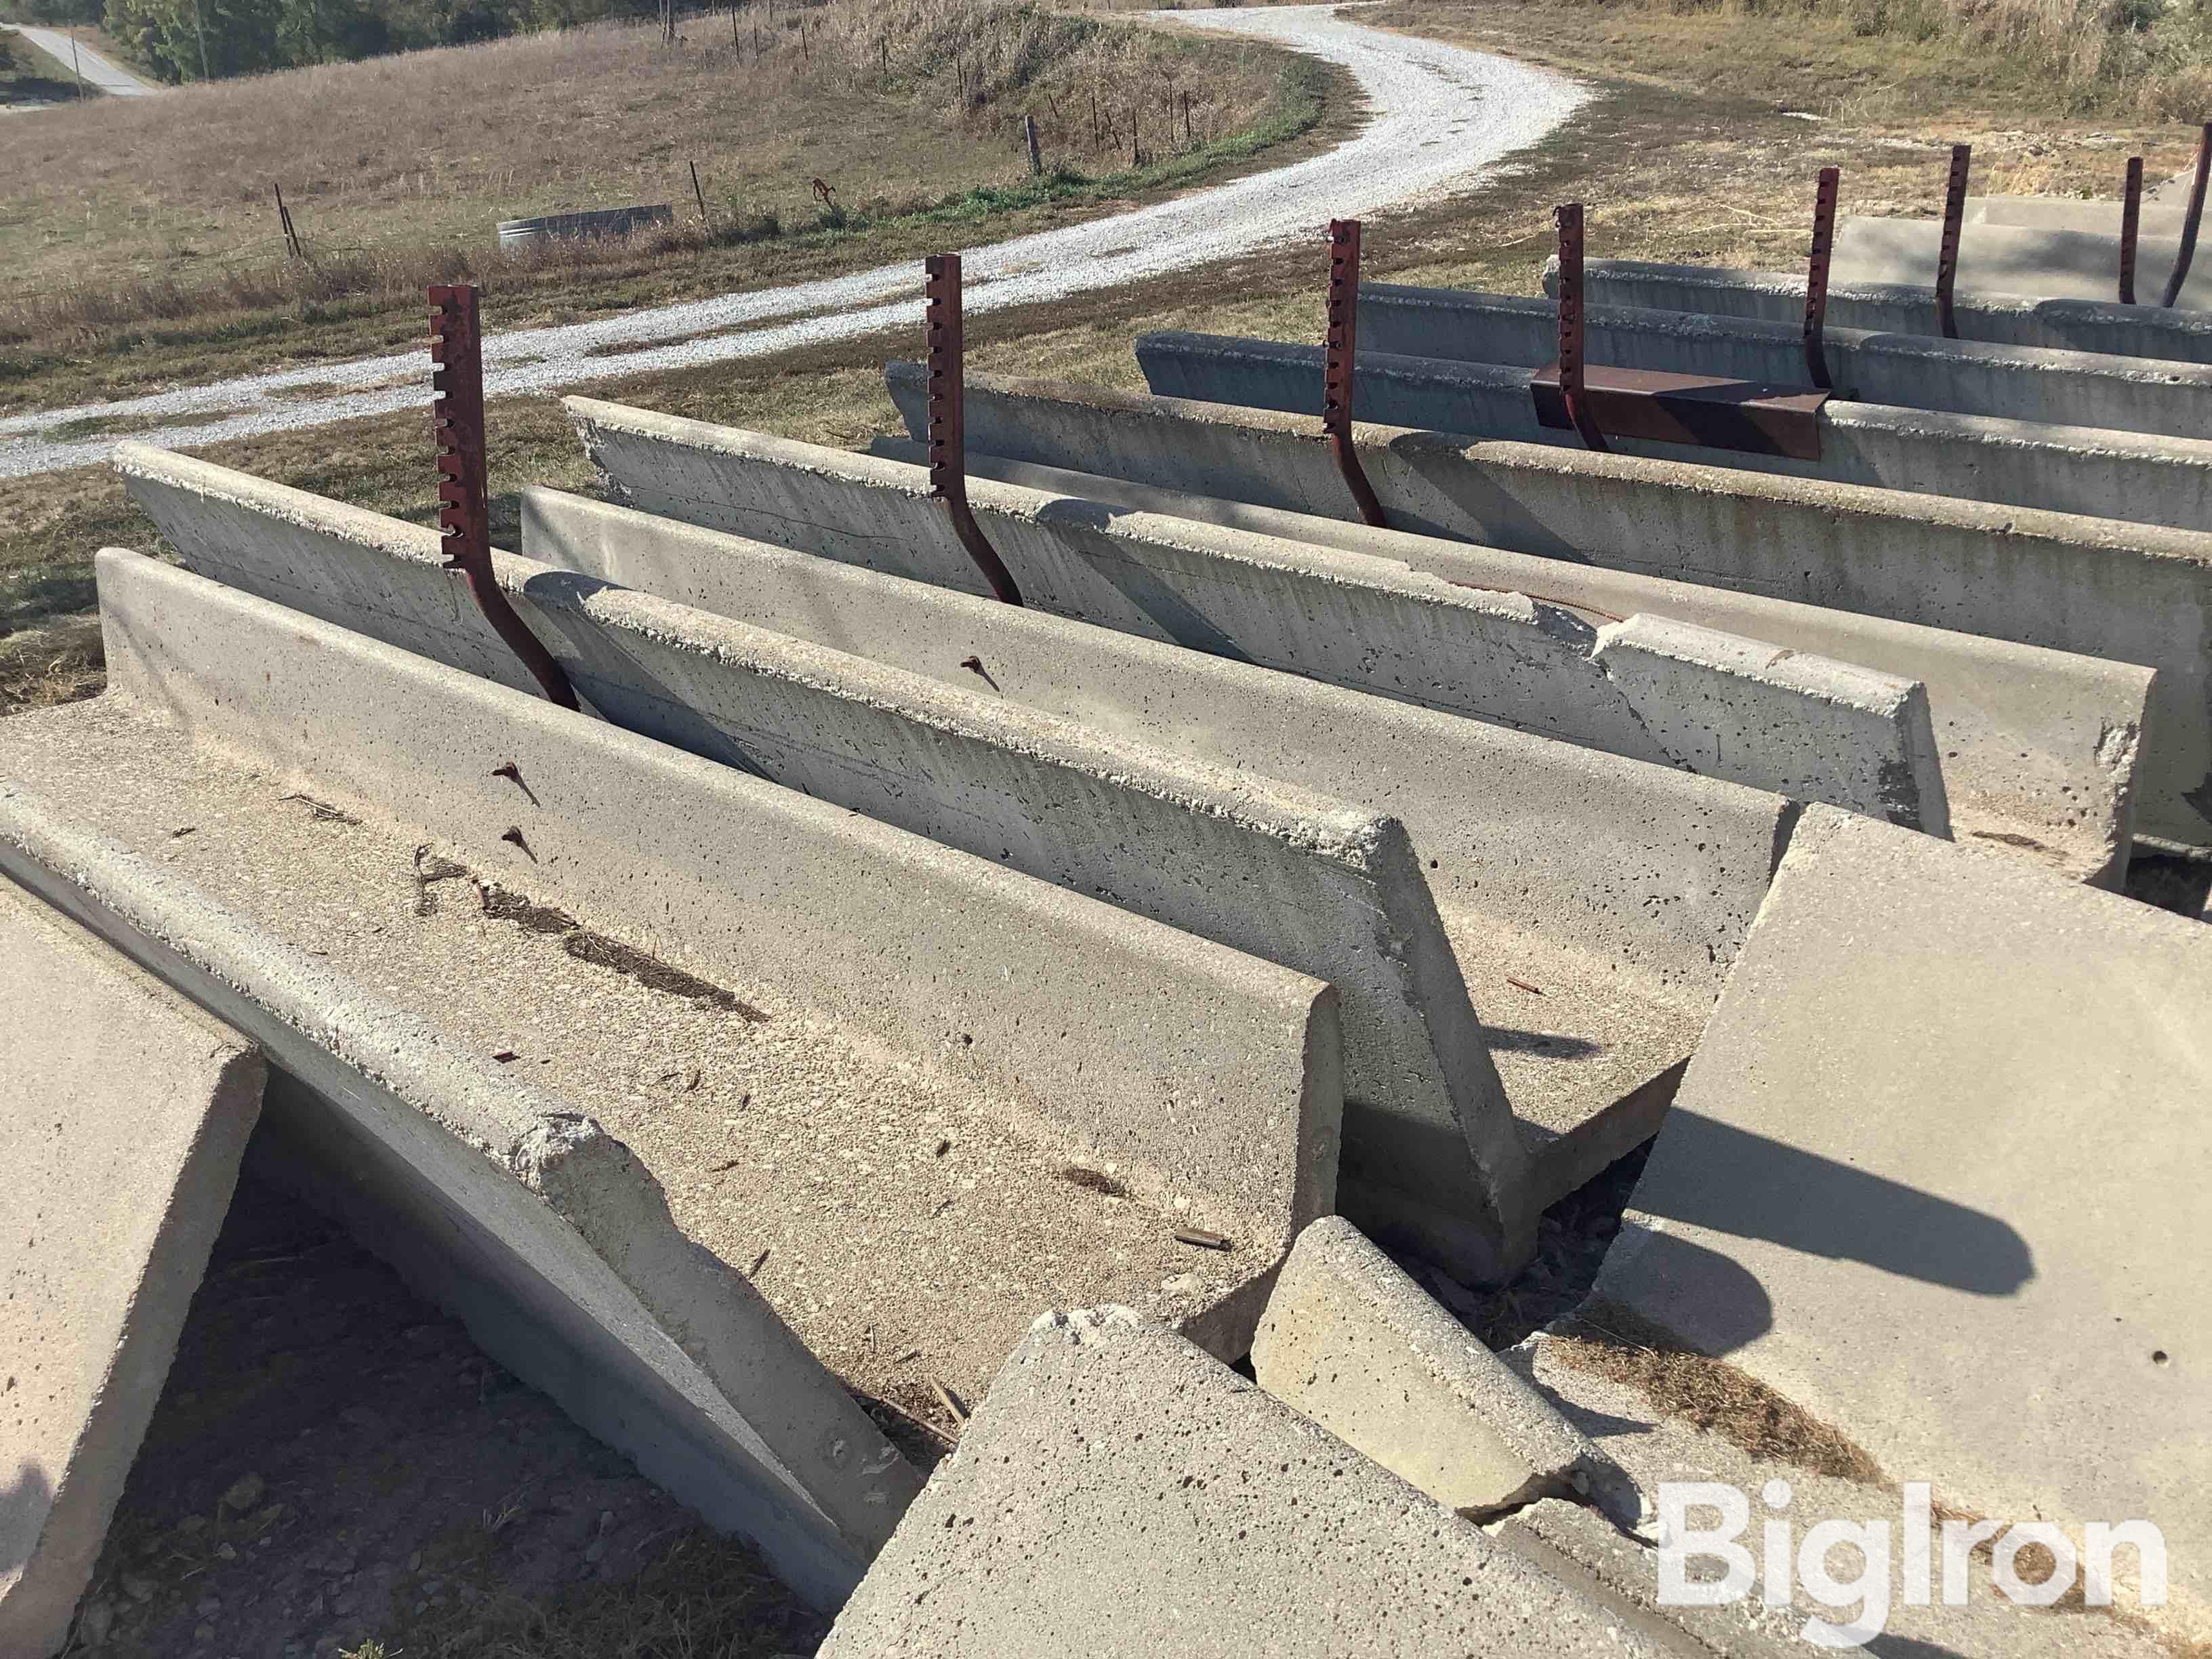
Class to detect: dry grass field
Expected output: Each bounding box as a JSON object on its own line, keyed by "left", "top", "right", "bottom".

{"left": 1452, "top": 0, "right": 2212, "bottom": 119}
{"left": 4, "top": 0, "right": 2203, "bottom": 709}
{"left": 0, "top": 0, "right": 1321, "bottom": 405}
{"left": 7, "top": 1, "right": 1282, "bottom": 298}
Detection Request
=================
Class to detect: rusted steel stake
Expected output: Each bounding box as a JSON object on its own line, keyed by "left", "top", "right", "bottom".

{"left": 1553, "top": 203, "right": 1607, "bottom": 452}
{"left": 1935, "top": 142, "right": 1971, "bottom": 340}
{"left": 1803, "top": 167, "right": 1839, "bottom": 390}
{"left": 1322, "top": 219, "right": 1389, "bottom": 527}
{"left": 428, "top": 285, "right": 579, "bottom": 712}
{"left": 922, "top": 255, "right": 1023, "bottom": 606}
{"left": 2121, "top": 156, "right": 2144, "bottom": 306}
{"left": 2162, "top": 121, "right": 2212, "bottom": 310}
{"left": 1794, "top": 166, "right": 1845, "bottom": 390}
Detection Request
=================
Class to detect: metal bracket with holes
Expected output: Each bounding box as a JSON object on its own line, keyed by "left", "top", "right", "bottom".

{"left": 923, "top": 255, "right": 1023, "bottom": 607}
{"left": 428, "top": 285, "right": 578, "bottom": 711}
{"left": 1321, "top": 219, "right": 1388, "bottom": 528}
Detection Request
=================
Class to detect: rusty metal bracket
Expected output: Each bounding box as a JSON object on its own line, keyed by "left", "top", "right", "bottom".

{"left": 428, "top": 284, "right": 578, "bottom": 712}
{"left": 1549, "top": 203, "right": 1607, "bottom": 452}
{"left": 1805, "top": 167, "right": 1839, "bottom": 390}
{"left": 923, "top": 254, "right": 1023, "bottom": 607}
{"left": 1530, "top": 366, "right": 1828, "bottom": 460}
{"left": 1322, "top": 219, "right": 1388, "bottom": 527}
{"left": 2163, "top": 121, "right": 2211, "bottom": 310}
{"left": 1534, "top": 201, "right": 1827, "bottom": 459}
{"left": 1936, "top": 142, "right": 1971, "bottom": 339}
{"left": 2121, "top": 156, "right": 2144, "bottom": 305}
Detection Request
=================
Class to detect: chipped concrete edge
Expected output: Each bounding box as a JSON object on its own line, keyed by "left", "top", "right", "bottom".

{"left": 1254, "top": 1216, "right": 1644, "bottom": 1532}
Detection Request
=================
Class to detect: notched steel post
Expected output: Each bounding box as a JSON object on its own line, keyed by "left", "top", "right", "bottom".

{"left": 1936, "top": 143, "right": 1971, "bottom": 339}
{"left": 2121, "top": 155, "right": 2144, "bottom": 306}
{"left": 1805, "top": 167, "right": 1839, "bottom": 390}
{"left": 923, "top": 255, "right": 1023, "bottom": 607}
{"left": 1553, "top": 203, "right": 1607, "bottom": 452}
{"left": 1322, "top": 219, "right": 1389, "bottom": 528}
{"left": 428, "top": 284, "right": 579, "bottom": 712}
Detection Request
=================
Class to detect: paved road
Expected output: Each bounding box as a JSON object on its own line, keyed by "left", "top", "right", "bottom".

{"left": 0, "top": 5, "right": 1584, "bottom": 480}
{"left": 4, "top": 23, "right": 162, "bottom": 96}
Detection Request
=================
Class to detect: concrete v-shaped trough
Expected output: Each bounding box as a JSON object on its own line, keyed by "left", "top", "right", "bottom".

{"left": 0, "top": 547, "right": 1353, "bottom": 1603}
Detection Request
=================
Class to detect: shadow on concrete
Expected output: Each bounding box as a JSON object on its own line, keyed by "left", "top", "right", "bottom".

{"left": 1634, "top": 1108, "right": 2034, "bottom": 1300}
{"left": 1, "top": 1460, "right": 56, "bottom": 1578}
{"left": 1040, "top": 498, "right": 1258, "bottom": 664}
{"left": 1482, "top": 1025, "right": 1601, "bottom": 1059}
{"left": 1864, "top": 1633, "right": 1975, "bottom": 1659}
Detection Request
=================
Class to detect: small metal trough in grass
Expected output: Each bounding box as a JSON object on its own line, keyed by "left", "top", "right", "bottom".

{"left": 497, "top": 203, "right": 675, "bottom": 251}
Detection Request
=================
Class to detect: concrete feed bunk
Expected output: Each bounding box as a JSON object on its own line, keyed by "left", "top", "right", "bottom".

{"left": 819, "top": 1309, "right": 1687, "bottom": 1658}
{"left": 10, "top": 237, "right": 2205, "bottom": 1650}
{"left": 1359, "top": 281, "right": 2212, "bottom": 438}
{"left": 115, "top": 450, "right": 1543, "bottom": 1281}
{"left": 1590, "top": 805, "right": 2212, "bottom": 1638}
{"left": 562, "top": 401, "right": 1950, "bottom": 834}
{"left": 0, "top": 887, "right": 266, "bottom": 1659}
{"left": 1570, "top": 255, "right": 2212, "bottom": 362}
{"left": 1133, "top": 329, "right": 2212, "bottom": 533}
{"left": 880, "top": 365, "right": 2196, "bottom": 859}
{"left": 0, "top": 546, "right": 1366, "bottom": 1610}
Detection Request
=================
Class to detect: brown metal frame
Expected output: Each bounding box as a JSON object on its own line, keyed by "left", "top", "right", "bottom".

{"left": 2162, "top": 121, "right": 2212, "bottom": 310}
{"left": 1322, "top": 220, "right": 1388, "bottom": 527}
{"left": 1804, "top": 167, "right": 1839, "bottom": 390}
{"left": 1936, "top": 142, "right": 1971, "bottom": 339}
{"left": 922, "top": 254, "right": 1023, "bottom": 607}
{"left": 2121, "top": 156, "right": 2144, "bottom": 306}
{"left": 1533, "top": 202, "right": 1828, "bottom": 460}
{"left": 428, "top": 284, "right": 579, "bottom": 712}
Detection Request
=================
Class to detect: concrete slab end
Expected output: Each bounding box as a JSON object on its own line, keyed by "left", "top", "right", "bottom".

{"left": 1252, "top": 1216, "right": 1643, "bottom": 1531}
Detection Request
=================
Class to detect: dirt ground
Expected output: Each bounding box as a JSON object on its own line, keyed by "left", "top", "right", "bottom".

{"left": 55, "top": 1118, "right": 1655, "bottom": 1659}
{"left": 65, "top": 1153, "right": 830, "bottom": 1659}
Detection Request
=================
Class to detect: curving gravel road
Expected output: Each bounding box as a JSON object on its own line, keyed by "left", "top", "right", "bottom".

{"left": 3, "top": 24, "right": 163, "bottom": 95}
{"left": 0, "top": 5, "right": 1582, "bottom": 480}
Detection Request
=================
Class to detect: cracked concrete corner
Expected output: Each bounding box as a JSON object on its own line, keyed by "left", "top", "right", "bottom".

{"left": 1591, "top": 613, "right": 1950, "bottom": 835}
{"left": 1250, "top": 1215, "right": 1645, "bottom": 1532}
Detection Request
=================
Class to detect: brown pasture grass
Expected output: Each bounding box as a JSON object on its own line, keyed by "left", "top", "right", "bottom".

{"left": 1419, "top": 0, "right": 2212, "bottom": 119}
{"left": 0, "top": 0, "right": 1283, "bottom": 337}
{"left": 6, "top": 0, "right": 2192, "bottom": 718}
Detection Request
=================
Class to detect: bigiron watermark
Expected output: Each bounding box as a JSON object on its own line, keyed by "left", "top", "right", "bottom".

{"left": 1656, "top": 1480, "right": 2168, "bottom": 1648}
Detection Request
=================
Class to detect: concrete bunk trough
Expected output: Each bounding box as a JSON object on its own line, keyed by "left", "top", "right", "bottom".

{"left": 1569, "top": 255, "right": 2212, "bottom": 363}
{"left": 1826, "top": 213, "right": 2212, "bottom": 312}
{"left": 0, "top": 547, "right": 1358, "bottom": 1599}
{"left": 563, "top": 402, "right": 1948, "bottom": 831}
{"left": 1966, "top": 192, "right": 2203, "bottom": 237}
{"left": 512, "top": 485, "right": 1801, "bottom": 1207}
{"left": 1591, "top": 805, "right": 2212, "bottom": 1636}
{"left": 121, "top": 448, "right": 1553, "bottom": 1283}
{"left": 863, "top": 437, "right": 2149, "bottom": 889}
{"left": 0, "top": 886, "right": 266, "bottom": 1659}
{"left": 1359, "top": 281, "right": 2212, "bottom": 437}
{"left": 1134, "top": 329, "right": 2212, "bottom": 533}
{"left": 882, "top": 365, "right": 2199, "bottom": 859}
{"left": 817, "top": 1309, "right": 1687, "bottom": 1658}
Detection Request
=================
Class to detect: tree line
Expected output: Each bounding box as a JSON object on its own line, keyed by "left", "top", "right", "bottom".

{"left": 1, "top": 0, "right": 666, "bottom": 82}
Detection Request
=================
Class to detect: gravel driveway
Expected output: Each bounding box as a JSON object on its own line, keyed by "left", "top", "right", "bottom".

{"left": 3, "top": 22, "right": 163, "bottom": 96}
{"left": 0, "top": 5, "right": 1584, "bottom": 480}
